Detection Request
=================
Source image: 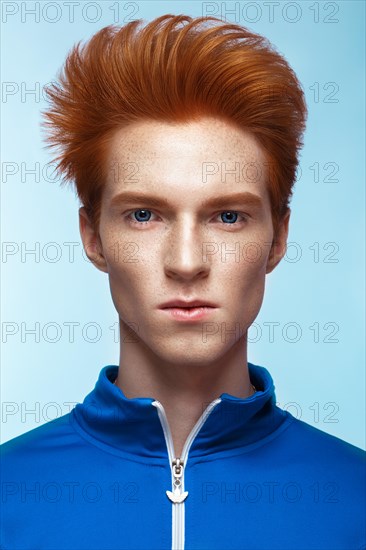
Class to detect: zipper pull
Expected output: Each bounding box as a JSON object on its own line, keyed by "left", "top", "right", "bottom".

{"left": 166, "top": 457, "right": 189, "bottom": 503}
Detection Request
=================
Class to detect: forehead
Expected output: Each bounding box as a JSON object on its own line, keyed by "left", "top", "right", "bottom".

{"left": 104, "top": 116, "right": 269, "bottom": 201}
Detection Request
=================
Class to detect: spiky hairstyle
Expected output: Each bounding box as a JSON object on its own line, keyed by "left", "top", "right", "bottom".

{"left": 41, "top": 14, "right": 307, "bottom": 236}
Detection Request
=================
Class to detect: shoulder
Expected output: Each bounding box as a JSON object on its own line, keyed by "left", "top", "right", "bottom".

{"left": 1, "top": 412, "right": 77, "bottom": 467}
{"left": 286, "top": 415, "right": 365, "bottom": 458}
{"left": 281, "top": 414, "right": 366, "bottom": 478}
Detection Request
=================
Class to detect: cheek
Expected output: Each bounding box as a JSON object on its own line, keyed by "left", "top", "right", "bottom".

{"left": 228, "top": 241, "right": 270, "bottom": 316}
{"left": 104, "top": 241, "right": 158, "bottom": 311}
{"left": 238, "top": 264, "right": 266, "bottom": 303}
{"left": 102, "top": 242, "right": 136, "bottom": 303}
{"left": 230, "top": 236, "right": 271, "bottom": 282}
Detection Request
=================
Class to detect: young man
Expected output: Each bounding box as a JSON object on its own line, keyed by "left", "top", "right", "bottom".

{"left": 1, "top": 14, "right": 365, "bottom": 550}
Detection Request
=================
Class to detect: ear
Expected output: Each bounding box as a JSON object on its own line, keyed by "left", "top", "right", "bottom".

{"left": 266, "top": 208, "right": 290, "bottom": 274}
{"left": 79, "top": 206, "right": 108, "bottom": 274}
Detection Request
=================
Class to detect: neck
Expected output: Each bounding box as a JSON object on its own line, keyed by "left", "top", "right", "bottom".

{"left": 114, "top": 321, "right": 255, "bottom": 458}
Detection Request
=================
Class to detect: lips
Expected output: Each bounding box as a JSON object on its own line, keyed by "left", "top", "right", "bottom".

{"left": 159, "top": 299, "right": 218, "bottom": 309}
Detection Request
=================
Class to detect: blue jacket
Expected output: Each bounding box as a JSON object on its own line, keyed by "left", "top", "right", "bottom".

{"left": 1, "top": 362, "right": 365, "bottom": 550}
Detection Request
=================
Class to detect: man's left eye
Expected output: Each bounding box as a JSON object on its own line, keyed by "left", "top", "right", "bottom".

{"left": 219, "top": 211, "right": 247, "bottom": 224}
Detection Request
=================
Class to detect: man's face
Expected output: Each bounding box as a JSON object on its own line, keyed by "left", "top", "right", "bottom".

{"left": 80, "top": 117, "right": 289, "bottom": 366}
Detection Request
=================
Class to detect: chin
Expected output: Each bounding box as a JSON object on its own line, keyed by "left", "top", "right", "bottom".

{"left": 149, "top": 336, "right": 230, "bottom": 365}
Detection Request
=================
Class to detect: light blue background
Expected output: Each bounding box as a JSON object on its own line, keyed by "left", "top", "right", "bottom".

{"left": 1, "top": 1, "right": 365, "bottom": 448}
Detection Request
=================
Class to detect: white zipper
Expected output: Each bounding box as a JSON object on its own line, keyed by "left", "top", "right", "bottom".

{"left": 152, "top": 398, "right": 221, "bottom": 550}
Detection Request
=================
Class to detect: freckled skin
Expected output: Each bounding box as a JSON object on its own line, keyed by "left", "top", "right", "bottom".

{"left": 79, "top": 116, "right": 290, "bottom": 457}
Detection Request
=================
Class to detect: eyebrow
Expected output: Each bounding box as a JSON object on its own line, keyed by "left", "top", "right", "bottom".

{"left": 109, "top": 191, "right": 264, "bottom": 210}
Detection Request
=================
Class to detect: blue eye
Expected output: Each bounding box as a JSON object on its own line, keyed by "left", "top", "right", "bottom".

{"left": 131, "top": 209, "right": 152, "bottom": 223}
{"left": 220, "top": 211, "right": 239, "bottom": 224}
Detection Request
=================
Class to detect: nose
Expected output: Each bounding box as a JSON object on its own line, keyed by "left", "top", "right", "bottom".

{"left": 163, "top": 216, "right": 210, "bottom": 282}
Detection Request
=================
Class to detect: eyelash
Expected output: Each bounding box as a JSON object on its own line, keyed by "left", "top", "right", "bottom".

{"left": 123, "top": 209, "right": 249, "bottom": 227}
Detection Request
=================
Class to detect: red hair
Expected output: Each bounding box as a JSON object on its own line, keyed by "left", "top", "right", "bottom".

{"left": 41, "top": 14, "right": 307, "bottom": 237}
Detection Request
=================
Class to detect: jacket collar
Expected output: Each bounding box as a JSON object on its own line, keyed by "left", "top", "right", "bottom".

{"left": 72, "top": 363, "right": 287, "bottom": 461}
